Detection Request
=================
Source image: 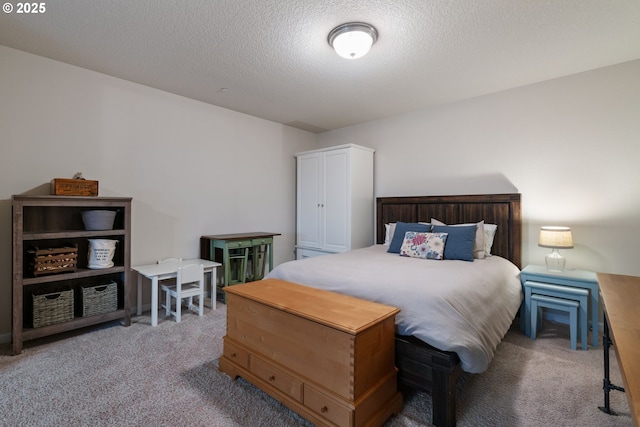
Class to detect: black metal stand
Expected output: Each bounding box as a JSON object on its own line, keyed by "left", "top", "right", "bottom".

{"left": 598, "top": 315, "right": 625, "bottom": 415}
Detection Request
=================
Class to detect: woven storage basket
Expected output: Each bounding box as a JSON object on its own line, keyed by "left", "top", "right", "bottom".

{"left": 32, "top": 289, "right": 74, "bottom": 328}
{"left": 81, "top": 281, "right": 118, "bottom": 317}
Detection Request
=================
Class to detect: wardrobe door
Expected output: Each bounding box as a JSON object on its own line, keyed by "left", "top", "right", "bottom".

{"left": 296, "top": 152, "right": 322, "bottom": 249}
{"left": 322, "top": 148, "right": 349, "bottom": 253}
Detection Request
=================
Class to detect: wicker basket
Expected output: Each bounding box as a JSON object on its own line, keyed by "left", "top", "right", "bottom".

{"left": 27, "top": 245, "right": 78, "bottom": 277}
{"left": 81, "top": 281, "right": 118, "bottom": 317}
{"left": 32, "top": 289, "right": 74, "bottom": 328}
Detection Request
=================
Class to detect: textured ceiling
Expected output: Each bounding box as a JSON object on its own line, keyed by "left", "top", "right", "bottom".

{"left": 1, "top": 0, "right": 640, "bottom": 133}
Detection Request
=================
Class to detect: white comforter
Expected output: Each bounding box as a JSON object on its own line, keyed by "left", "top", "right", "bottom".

{"left": 265, "top": 245, "right": 522, "bottom": 373}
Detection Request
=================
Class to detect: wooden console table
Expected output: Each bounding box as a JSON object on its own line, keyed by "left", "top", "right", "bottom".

{"left": 219, "top": 279, "right": 403, "bottom": 427}
{"left": 200, "top": 232, "right": 280, "bottom": 297}
{"left": 597, "top": 272, "right": 640, "bottom": 425}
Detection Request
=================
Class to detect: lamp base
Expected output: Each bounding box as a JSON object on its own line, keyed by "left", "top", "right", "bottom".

{"left": 545, "top": 249, "right": 566, "bottom": 272}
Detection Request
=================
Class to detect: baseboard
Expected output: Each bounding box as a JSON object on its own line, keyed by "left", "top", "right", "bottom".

{"left": 138, "top": 303, "right": 152, "bottom": 313}
{"left": 0, "top": 332, "right": 11, "bottom": 344}
{"left": 0, "top": 303, "right": 155, "bottom": 345}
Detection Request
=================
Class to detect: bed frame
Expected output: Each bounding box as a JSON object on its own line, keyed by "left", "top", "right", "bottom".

{"left": 376, "top": 193, "right": 522, "bottom": 427}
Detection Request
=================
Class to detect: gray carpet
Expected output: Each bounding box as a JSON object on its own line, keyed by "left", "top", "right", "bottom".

{"left": 0, "top": 304, "right": 632, "bottom": 426}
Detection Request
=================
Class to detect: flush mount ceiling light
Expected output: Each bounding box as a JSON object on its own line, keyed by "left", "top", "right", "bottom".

{"left": 328, "top": 22, "right": 378, "bottom": 59}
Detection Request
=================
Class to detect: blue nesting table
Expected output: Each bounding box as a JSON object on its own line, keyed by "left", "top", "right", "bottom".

{"left": 520, "top": 264, "right": 600, "bottom": 348}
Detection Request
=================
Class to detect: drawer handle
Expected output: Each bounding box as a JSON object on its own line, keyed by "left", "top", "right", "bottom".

{"left": 231, "top": 352, "right": 237, "bottom": 358}
{"left": 268, "top": 375, "right": 276, "bottom": 382}
{"left": 321, "top": 406, "right": 328, "bottom": 413}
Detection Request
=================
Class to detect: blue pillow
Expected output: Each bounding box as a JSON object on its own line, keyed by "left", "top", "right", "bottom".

{"left": 432, "top": 224, "right": 476, "bottom": 261}
{"left": 388, "top": 222, "right": 432, "bottom": 253}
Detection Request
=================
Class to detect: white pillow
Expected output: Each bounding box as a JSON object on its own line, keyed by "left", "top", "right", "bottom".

{"left": 431, "top": 218, "right": 485, "bottom": 259}
{"left": 384, "top": 223, "right": 396, "bottom": 246}
{"left": 385, "top": 222, "right": 431, "bottom": 246}
{"left": 483, "top": 223, "right": 498, "bottom": 256}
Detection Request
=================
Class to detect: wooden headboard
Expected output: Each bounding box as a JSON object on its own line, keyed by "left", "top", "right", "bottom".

{"left": 376, "top": 193, "right": 522, "bottom": 268}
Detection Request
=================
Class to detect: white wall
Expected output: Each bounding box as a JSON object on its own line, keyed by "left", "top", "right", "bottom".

{"left": 319, "top": 60, "right": 640, "bottom": 277}
{"left": 2, "top": 45, "right": 638, "bottom": 342}
{"left": 0, "top": 46, "right": 317, "bottom": 340}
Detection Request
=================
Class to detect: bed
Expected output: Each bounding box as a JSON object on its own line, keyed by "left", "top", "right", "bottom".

{"left": 266, "top": 193, "right": 522, "bottom": 427}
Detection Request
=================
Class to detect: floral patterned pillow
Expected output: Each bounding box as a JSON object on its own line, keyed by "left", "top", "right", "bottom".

{"left": 399, "top": 231, "right": 448, "bottom": 260}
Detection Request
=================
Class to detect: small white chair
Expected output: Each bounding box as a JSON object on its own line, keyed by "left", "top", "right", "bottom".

{"left": 156, "top": 257, "right": 182, "bottom": 304}
{"left": 161, "top": 263, "right": 204, "bottom": 323}
{"left": 157, "top": 258, "right": 182, "bottom": 287}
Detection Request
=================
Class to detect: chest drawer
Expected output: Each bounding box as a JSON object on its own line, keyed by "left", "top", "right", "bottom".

{"left": 251, "top": 355, "right": 303, "bottom": 402}
{"left": 223, "top": 339, "right": 250, "bottom": 370}
{"left": 296, "top": 248, "right": 333, "bottom": 260}
{"left": 252, "top": 237, "right": 272, "bottom": 246}
{"left": 303, "top": 384, "right": 352, "bottom": 426}
{"left": 226, "top": 239, "right": 253, "bottom": 249}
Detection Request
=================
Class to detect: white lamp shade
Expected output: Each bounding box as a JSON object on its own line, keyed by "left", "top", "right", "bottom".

{"left": 538, "top": 226, "right": 574, "bottom": 249}
{"left": 332, "top": 30, "right": 374, "bottom": 59}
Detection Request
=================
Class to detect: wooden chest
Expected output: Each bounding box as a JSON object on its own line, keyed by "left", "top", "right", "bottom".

{"left": 219, "top": 279, "right": 403, "bottom": 427}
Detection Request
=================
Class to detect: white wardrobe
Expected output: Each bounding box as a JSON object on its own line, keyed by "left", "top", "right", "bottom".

{"left": 295, "top": 144, "right": 375, "bottom": 259}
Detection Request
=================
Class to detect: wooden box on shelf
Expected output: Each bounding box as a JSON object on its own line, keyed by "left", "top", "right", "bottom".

{"left": 50, "top": 178, "right": 99, "bottom": 196}
{"left": 27, "top": 244, "right": 78, "bottom": 276}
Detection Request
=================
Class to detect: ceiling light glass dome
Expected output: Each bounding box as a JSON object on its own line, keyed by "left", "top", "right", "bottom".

{"left": 328, "top": 22, "right": 378, "bottom": 59}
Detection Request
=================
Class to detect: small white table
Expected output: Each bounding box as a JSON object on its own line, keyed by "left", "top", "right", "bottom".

{"left": 132, "top": 259, "right": 221, "bottom": 326}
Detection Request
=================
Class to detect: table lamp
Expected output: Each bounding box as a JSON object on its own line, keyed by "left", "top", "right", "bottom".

{"left": 538, "top": 226, "right": 574, "bottom": 272}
